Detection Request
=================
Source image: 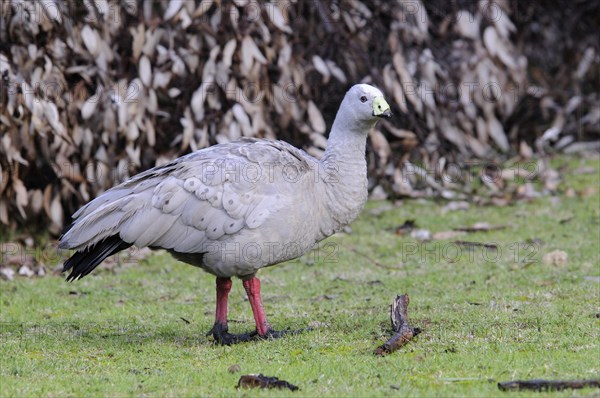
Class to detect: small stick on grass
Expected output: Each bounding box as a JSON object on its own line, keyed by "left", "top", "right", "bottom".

{"left": 347, "top": 247, "right": 404, "bottom": 270}
{"left": 237, "top": 374, "right": 299, "bottom": 391}
{"left": 498, "top": 379, "right": 600, "bottom": 392}
{"left": 374, "top": 294, "right": 421, "bottom": 356}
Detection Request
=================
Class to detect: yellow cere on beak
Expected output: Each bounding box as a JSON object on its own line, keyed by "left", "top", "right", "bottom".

{"left": 372, "top": 96, "right": 392, "bottom": 118}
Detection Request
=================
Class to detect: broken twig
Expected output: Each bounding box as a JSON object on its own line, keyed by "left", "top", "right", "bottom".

{"left": 347, "top": 247, "right": 404, "bottom": 270}
{"left": 498, "top": 379, "right": 600, "bottom": 391}
{"left": 453, "top": 223, "right": 507, "bottom": 232}
{"left": 374, "top": 294, "right": 421, "bottom": 356}
{"left": 237, "top": 374, "right": 299, "bottom": 391}
{"left": 453, "top": 241, "right": 498, "bottom": 250}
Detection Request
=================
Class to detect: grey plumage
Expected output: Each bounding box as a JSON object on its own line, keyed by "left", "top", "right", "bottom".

{"left": 60, "top": 84, "right": 392, "bottom": 341}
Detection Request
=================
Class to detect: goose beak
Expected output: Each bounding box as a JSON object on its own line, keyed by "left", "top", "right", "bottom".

{"left": 373, "top": 97, "right": 392, "bottom": 118}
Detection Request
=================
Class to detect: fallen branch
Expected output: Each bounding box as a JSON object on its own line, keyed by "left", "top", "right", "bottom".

{"left": 453, "top": 240, "right": 498, "bottom": 250}
{"left": 374, "top": 294, "right": 421, "bottom": 356}
{"left": 453, "top": 224, "right": 507, "bottom": 232}
{"left": 347, "top": 247, "right": 404, "bottom": 270}
{"left": 498, "top": 379, "right": 600, "bottom": 391}
{"left": 237, "top": 374, "right": 299, "bottom": 391}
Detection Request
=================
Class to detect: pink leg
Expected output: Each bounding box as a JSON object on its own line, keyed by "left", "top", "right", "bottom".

{"left": 243, "top": 276, "right": 271, "bottom": 336}
{"left": 215, "top": 277, "right": 232, "bottom": 328}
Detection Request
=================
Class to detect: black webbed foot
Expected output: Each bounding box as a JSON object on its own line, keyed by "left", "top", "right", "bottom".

{"left": 209, "top": 324, "right": 309, "bottom": 345}
{"left": 209, "top": 323, "right": 257, "bottom": 345}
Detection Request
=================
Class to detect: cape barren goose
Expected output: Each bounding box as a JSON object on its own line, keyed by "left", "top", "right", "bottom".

{"left": 60, "top": 84, "right": 392, "bottom": 344}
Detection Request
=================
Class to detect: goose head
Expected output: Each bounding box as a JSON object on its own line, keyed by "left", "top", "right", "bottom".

{"left": 338, "top": 84, "right": 392, "bottom": 131}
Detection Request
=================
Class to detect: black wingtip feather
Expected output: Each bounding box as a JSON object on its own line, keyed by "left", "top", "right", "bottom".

{"left": 63, "top": 235, "right": 132, "bottom": 281}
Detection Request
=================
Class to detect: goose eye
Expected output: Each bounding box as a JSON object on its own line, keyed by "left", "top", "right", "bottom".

{"left": 360, "top": 96, "right": 368, "bottom": 103}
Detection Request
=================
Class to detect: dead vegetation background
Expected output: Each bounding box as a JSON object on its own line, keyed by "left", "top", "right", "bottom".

{"left": 1, "top": 0, "right": 598, "bottom": 234}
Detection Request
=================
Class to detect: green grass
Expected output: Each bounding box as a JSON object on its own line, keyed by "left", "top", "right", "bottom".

{"left": 2, "top": 155, "right": 599, "bottom": 397}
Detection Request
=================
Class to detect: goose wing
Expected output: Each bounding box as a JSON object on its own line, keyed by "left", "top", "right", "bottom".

{"left": 59, "top": 139, "right": 316, "bottom": 256}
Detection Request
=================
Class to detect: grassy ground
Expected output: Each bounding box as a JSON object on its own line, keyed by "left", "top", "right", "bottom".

{"left": 1, "top": 155, "right": 599, "bottom": 397}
